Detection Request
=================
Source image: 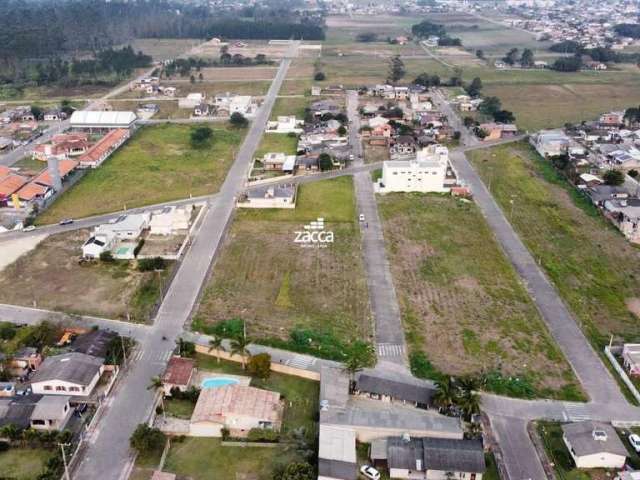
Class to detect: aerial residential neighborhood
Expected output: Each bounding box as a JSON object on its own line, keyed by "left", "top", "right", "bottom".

{"left": 4, "top": 0, "right": 640, "bottom": 479}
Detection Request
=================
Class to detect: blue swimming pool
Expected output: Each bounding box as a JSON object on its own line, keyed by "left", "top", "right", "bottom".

{"left": 200, "top": 377, "right": 240, "bottom": 389}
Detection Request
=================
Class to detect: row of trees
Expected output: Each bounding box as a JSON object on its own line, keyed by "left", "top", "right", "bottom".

{"left": 502, "top": 47, "right": 535, "bottom": 67}
{"left": 411, "top": 19, "right": 462, "bottom": 46}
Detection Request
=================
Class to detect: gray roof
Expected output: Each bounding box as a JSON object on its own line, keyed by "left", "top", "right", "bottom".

{"left": 587, "top": 185, "right": 629, "bottom": 203}
{"left": 562, "top": 421, "right": 628, "bottom": 458}
{"left": 31, "top": 395, "right": 70, "bottom": 420}
{"left": 388, "top": 437, "right": 424, "bottom": 470}
{"left": 318, "top": 459, "right": 357, "bottom": 480}
{"left": 246, "top": 184, "right": 296, "bottom": 200}
{"left": 31, "top": 352, "right": 104, "bottom": 386}
{"left": 423, "top": 437, "right": 486, "bottom": 473}
{"left": 356, "top": 373, "right": 435, "bottom": 405}
{"left": 320, "top": 366, "right": 350, "bottom": 409}
{"left": 70, "top": 329, "right": 117, "bottom": 358}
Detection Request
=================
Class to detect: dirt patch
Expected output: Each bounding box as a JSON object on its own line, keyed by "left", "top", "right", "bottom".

{"left": 0, "top": 235, "right": 47, "bottom": 272}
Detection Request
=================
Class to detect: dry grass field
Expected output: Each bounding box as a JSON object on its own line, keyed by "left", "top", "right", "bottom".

{"left": 0, "top": 230, "right": 168, "bottom": 322}
{"left": 196, "top": 66, "right": 277, "bottom": 82}
{"left": 378, "top": 193, "right": 581, "bottom": 399}
{"left": 194, "top": 177, "right": 372, "bottom": 343}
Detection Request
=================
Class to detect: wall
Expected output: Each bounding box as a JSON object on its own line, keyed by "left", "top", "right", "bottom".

{"left": 604, "top": 346, "right": 640, "bottom": 405}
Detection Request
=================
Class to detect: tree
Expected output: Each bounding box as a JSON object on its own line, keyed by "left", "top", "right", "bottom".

{"left": 60, "top": 99, "right": 74, "bottom": 116}
{"left": 130, "top": 424, "right": 165, "bottom": 455}
{"left": 604, "top": 169, "right": 625, "bottom": 186}
{"left": 387, "top": 55, "right": 405, "bottom": 84}
{"left": 279, "top": 461, "right": 315, "bottom": 480}
{"left": 314, "top": 71, "right": 326, "bottom": 81}
{"left": 551, "top": 56, "right": 582, "bottom": 72}
{"left": 479, "top": 96, "right": 502, "bottom": 117}
{"left": 337, "top": 125, "right": 347, "bottom": 136}
{"left": 458, "top": 391, "right": 481, "bottom": 420}
{"left": 343, "top": 341, "right": 375, "bottom": 390}
{"left": 190, "top": 126, "right": 213, "bottom": 148}
{"left": 502, "top": 48, "right": 519, "bottom": 66}
{"left": 189, "top": 74, "right": 195, "bottom": 84}
{"left": 465, "top": 77, "right": 482, "bottom": 97}
{"left": 230, "top": 332, "right": 251, "bottom": 369}
{"left": 356, "top": 32, "right": 378, "bottom": 42}
{"left": 463, "top": 116, "right": 476, "bottom": 128}
{"left": 29, "top": 105, "right": 42, "bottom": 120}
{"left": 208, "top": 336, "right": 225, "bottom": 363}
{"left": 520, "top": 48, "right": 535, "bottom": 68}
{"left": 493, "top": 109, "right": 515, "bottom": 123}
{"left": 318, "top": 153, "right": 333, "bottom": 171}
{"left": 475, "top": 49, "right": 485, "bottom": 59}
{"left": 629, "top": 169, "right": 639, "bottom": 178}
{"left": 229, "top": 112, "right": 248, "bottom": 128}
{"left": 247, "top": 352, "right": 271, "bottom": 379}
{"left": 198, "top": 72, "right": 203, "bottom": 82}
{"left": 99, "top": 251, "right": 114, "bottom": 262}
{"left": 176, "top": 338, "right": 195, "bottom": 357}
{"left": 433, "top": 377, "right": 457, "bottom": 409}
{"left": 414, "top": 73, "right": 440, "bottom": 88}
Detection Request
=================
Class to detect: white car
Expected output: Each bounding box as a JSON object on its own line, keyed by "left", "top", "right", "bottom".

{"left": 22, "top": 225, "right": 36, "bottom": 232}
{"left": 360, "top": 465, "right": 380, "bottom": 480}
{"left": 629, "top": 433, "right": 640, "bottom": 453}
{"left": 359, "top": 214, "right": 365, "bottom": 222}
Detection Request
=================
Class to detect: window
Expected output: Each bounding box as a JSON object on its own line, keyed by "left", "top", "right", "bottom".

{"left": 69, "top": 387, "right": 80, "bottom": 392}
{"left": 55, "top": 386, "right": 66, "bottom": 391}
{"left": 32, "top": 419, "right": 45, "bottom": 426}
{"left": 44, "top": 386, "right": 52, "bottom": 391}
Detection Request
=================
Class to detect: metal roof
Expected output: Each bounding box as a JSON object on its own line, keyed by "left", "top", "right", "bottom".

{"left": 70, "top": 110, "right": 137, "bottom": 128}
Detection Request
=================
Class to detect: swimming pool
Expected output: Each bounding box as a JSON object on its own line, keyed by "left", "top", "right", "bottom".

{"left": 200, "top": 377, "right": 240, "bottom": 389}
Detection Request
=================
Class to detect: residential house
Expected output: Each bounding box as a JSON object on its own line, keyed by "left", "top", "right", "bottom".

{"left": 371, "top": 436, "right": 486, "bottom": 480}
{"left": 30, "top": 396, "right": 73, "bottom": 431}
{"left": 162, "top": 356, "right": 196, "bottom": 396}
{"left": 94, "top": 213, "right": 150, "bottom": 241}
{"left": 377, "top": 145, "right": 452, "bottom": 194}
{"left": 369, "top": 116, "right": 390, "bottom": 129}
{"left": 189, "top": 384, "right": 284, "bottom": 437}
{"left": 587, "top": 184, "right": 629, "bottom": 207}
{"left": 261, "top": 152, "right": 297, "bottom": 171}
{"left": 43, "top": 109, "right": 67, "bottom": 122}
{"left": 9, "top": 347, "right": 42, "bottom": 377}
{"left": 163, "top": 87, "right": 177, "bottom": 97}
{"left": 266, "top": 116, "right": 304, "bottom": 134}
{"left": 600, "top": 111, "right": 625, "bottom": 128}
{"left": 318, "top": 425, "right": 358, "bottom": 480}
{"left": 193, "top": 103, "right": 210, "bottom": 117}
{"left": 82, "top": 232, "right": 117, "bottom": 259}
{"left": 296, "top": 155, "right": 319, "bottom": 172}
{"left": 532, "top": 130, "right": 570, "bottom": 157}
{"left": 214, "top": 94, "right": 256, "bottom": 117}
{"left": 30, "top": 352, "right": 104, "bottom": 397}
{"left": 237, "top": 184, "right": 297, "bottom": 209}
{"left": 390, "top": 135, "right": 417, "bottom": 158}
{"left": 577, "top": 173, "right": 603, "bottom": 188}
{"left": 77, "top": 129, "right": 130, "bottom": 168}
{"left": 0, "top": 172, "right": 29, "bottom": 206}
{"left": 603, "top": 197, "right": 640, "bottom": 243}
{"left": 69, "top": 329, "right": 117, "bottom": 359}
{"left": 32, "top": 133, "right": 90, "bottom": 161}
{"left": 478, "top": 123, "right": 518, "bottom": 141}
{"left": 354, "top": 372, "right": 435, "bottom": 408}
{"left": 149, "top": 206, "right": 191, "bottom": 235}
{"left": 562, "top": 421, "right": 627, "bottom": 469}
{"left": 622, "top": 344, "right": 640, "bottom": 376}
{"left": 179, "top": 93, "right": 206, "bottom": 109}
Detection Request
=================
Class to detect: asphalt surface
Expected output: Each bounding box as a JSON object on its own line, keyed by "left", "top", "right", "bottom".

{"left": 347, "top": 90, "right": 407, "bottom": 369}
{"left": 72, "top": 45, "right": 297, "bottom": 480}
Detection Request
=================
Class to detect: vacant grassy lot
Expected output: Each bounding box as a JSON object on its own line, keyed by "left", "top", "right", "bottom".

{"left": 271, "top": 96, "right": 311, "bottom": 120}
{"left": 198, "top": 66, "right": 277, "bottom": 81}
{"left": 255, "top": 133, "right": 299, "bottom": 157}
{"left": 0, "top": 447, "right": 54, "bottom": 480}
{"left": 195, "top": 177, "right": 371, "bottom": 344}
{"left": 0, "top": 230, "right": 170, "bottom": 322}
{"left": 378, "top": 193, "right": 580, "bottom": 400}
{"left": 108, "top": 99, "right": 191, "bottom": 120}
{"left": 123, "top": 38, "right": 202, "bottom": 61}
{"left": 38, "top": 124, "right": 244, "bottom": 223}
{"left": 469, "top": 142, "right": 640, "bottom": 350}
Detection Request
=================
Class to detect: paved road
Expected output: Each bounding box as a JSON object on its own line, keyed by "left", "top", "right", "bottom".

{"left": 72, "top": 45, "right": 297, "bottom": 480}
{"left": 347, "top": 90, "right": 407, "bottom": 369}
{"left": 0, "top": 68, "right": 157, "bottom": 168}
{"left": 0, "top": 303, "right": 150, "bottom": 341}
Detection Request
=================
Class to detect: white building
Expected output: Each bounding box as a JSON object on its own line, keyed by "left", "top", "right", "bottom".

{"left": 69, "top": 111, "right": 137, "bottom": 130}
{"left": 82, "top": 232, "right": 117, "bottom": 259}
{"left": 562, "top": 421, "right": 627, "bottom": 469}
{"left": 238, "top": 184, "right": 296, "bottom": 209}
{"left": 376, "top": 145, "right": 452, "bottom": 194}
{"left": 266, "top": 116, "right": 304, "bottom": 134}
{"left": 30, "top": 352, "right": 105, "bottom": 397}
{"left": 149, "top": 206, "right": 191, "bottom": 235}
{"left": 30, "top": 396, "right": 73, "bottom": 431}
{"left": 318, "top": 425, "right": 358, "bottom": 480}
{"left": 94, "top": 213, "right": 150, "bottom": 241}
{"left": 532, "top": 129, "right": 570, "bottom": 158}
{"left": 179, "top": 93, "right": 206, "bottom": 109}
{"left": 214, "top": 94, "right": 256, "bottom": 117}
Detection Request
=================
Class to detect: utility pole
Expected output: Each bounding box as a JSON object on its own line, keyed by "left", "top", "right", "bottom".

{"left": 59, "top": 443, "right": 71, "bottom": 480}
{"left": 120, "top": 334, "right": 127, "bottom": 368}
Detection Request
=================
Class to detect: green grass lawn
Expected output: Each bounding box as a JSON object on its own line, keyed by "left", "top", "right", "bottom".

{"left": 271, "top": 96, "right": 311, "bottom": 120}
{"left": 255, "top": 133, "right": 299, "bottom": 157}
{"left": 37, "top": 123, "right": 245, "bottom": 224}
{"left": 164, "top": 397, "right": 196, "bottom": 419}
{"left": 378, "top": 193, "right": 581, "bottom": 400}
{"left": 468, "top": 142, "right": 640, "bottom": 351}
{"left": 193, "top": 177, "right": 371, "bottom": 355}
{"left": 11, "top": 156, "right": 45, "bottom": 173}
{"left": 0, "top": 447, "right": 54, "bottom": 480}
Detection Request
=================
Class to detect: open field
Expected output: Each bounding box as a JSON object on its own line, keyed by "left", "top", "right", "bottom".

{"left": 325, "top": 15, "right": 415, "bottom": 45}
{"left": 255, "top": 133, "right": 299, "bottom": 157}
{"left": 270, "top": 96, "right": 311, "bottom": 119}
{"left": 0, "top": 447, "right": 54, "bottom": 480}
{"left": 378, "top": 193, "right": 581, "bottom": 400}
{"left": 125, "top": 38, "right": 203, "bottom": 61}
{"left": 115, "top": 80, "right": 272, "bottom": 100}
{"left": 0, "top": 230, "right": 169, "bottom": 322}
{"left": 194, "top": 177, "right": 372, "bottom": 346}
{"left": 483, "top": 83, "right": 640, "bottom": 131}
{"left": 196, "top": 66, "right": 277, "bottom": 82}
{"left": 37, "top": 123, "right": 244, "bottom": 223}
{"left": 469, "top": 142, "right": 640, "bottom": 351}
{"left": 108, "top": 99, "right": 191, "bottom": 120}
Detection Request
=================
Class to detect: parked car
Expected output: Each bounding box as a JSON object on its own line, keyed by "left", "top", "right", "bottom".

{"left": 629, "top": 433, "right": 640, "bottom": 453}
{"left": 59, "top": 218, "right": 74, "bottom": 226}
{"left": 23, "top": 225, "right": 36, "bottom": 232}
{"left": 359, "top": 214, "right": 365, "bottom": 222}
{"left": 360, "top": 465, "right": 380, "bottom": 480}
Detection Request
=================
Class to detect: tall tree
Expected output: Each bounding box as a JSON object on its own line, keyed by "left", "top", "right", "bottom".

{"left": 387, "top": 55, "right": 405, "bottom": 84}
{"left": 520, "top": 48, "right": 535, "bottom": 68}
{"left": 208, "top": 336, "right": 225, "bottom": 364}
{"left": 502, "top": 47, "right": 520, "bottom": 65}
{"left": 230, "top": 332, "right": 251, "bottom": 369}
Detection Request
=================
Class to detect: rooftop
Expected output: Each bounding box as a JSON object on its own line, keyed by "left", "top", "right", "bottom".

{"left": 191, "top": 385, "right": 282, "bottom": 425}
{"left": 562, "top": 421, "right": 627, "bottom": 458}
{"left": 162, "top": 356, "right": 195, "bottom": 386}
{"left": 31, "top": 352, "right": 104, "bottom": 386}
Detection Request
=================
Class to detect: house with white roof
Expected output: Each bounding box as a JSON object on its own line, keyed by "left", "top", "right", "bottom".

{"left": 69, "top": 111, "right": 137, "bottom": 130}
{"left": 179, "top": 93, "right": 206, "bottom": 109}
{"left": 214, "top": 94, "right": 256, "bottom": 117}
{"left": 266, "top": 116, "right": 303, "bottom": 134}
{"left": 82, "top": 232, "right": 117, "bottom": 259}
{"left": 94, "top": 213, "right": 150, "bottom": 240}
{"left": 149, "top": 206, "right": 191, "bottom": 235}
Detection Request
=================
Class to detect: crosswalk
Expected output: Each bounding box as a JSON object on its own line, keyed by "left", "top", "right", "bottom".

{"left": 377, "top": 343, "right": 405, "bottom": 357}
{"left": 563, "top": 402, "right": 591, "bottom": 422}
{"left": 130, "top": 348, "right": 173, "bottom": 365}
{"left": 286, "top": 355, "right": 317, "bottom": 370}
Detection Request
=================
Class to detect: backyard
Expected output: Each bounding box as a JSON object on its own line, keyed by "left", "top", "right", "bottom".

{"left": 468, "top": 142, "right": 640, "bottom": 351}
{"left": 0, "top": 447, "right": 55, "bottom": 480}
{"left": 37, "top": 123, "right": 244, "bottom": 223}
{"left": 0, "top": 230, "right": 171, "bottom": 322}
{"left": 378, "top": 193, "right": 582, "bottom": 400}
{"left": 255, "top": 133, "right": 299, "bottom": 158}
{"left": 193, "top": 177, "right": 372, "bottom": 354}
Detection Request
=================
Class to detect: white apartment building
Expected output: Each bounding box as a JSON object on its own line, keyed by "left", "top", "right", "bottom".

{"left": 376, "top": 145, "right": 452, "bottom": 193}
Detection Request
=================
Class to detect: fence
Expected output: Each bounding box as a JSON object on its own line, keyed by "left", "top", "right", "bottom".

{"left": 604, "top": 345, "right": 640, "bottom": 405}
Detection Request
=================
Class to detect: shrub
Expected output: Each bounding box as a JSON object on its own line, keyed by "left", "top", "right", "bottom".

{"left": 130, "top": 424, "right": 165, "bottom": 455}
{"left": 230, "top": 112, "right": 248, "bottom": 128}
{"left": 138, "top": 257, "right": 166, "bottom": 272}
{"left": 99, "top": 251, "right": 115, "bottom": 262}
{"left": 314, "top": 71, "right": 326, "bottom": 81}
{"left": 247, "top": 353, "right": 271, "bottom": 379}
{"left": 133, "top": 239, "right": 145, "bottom": 257}
{"left": 221, "top": 427, "right": 230, "bottom": 440}
{"left": 409, "top": 351, "right": 444, "bottom": 381}
{"left": 247, "top": 428, "right": 279, "bottom": 442}
{"left": 190, "top": 126, "right": 213, "bottom": 148}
